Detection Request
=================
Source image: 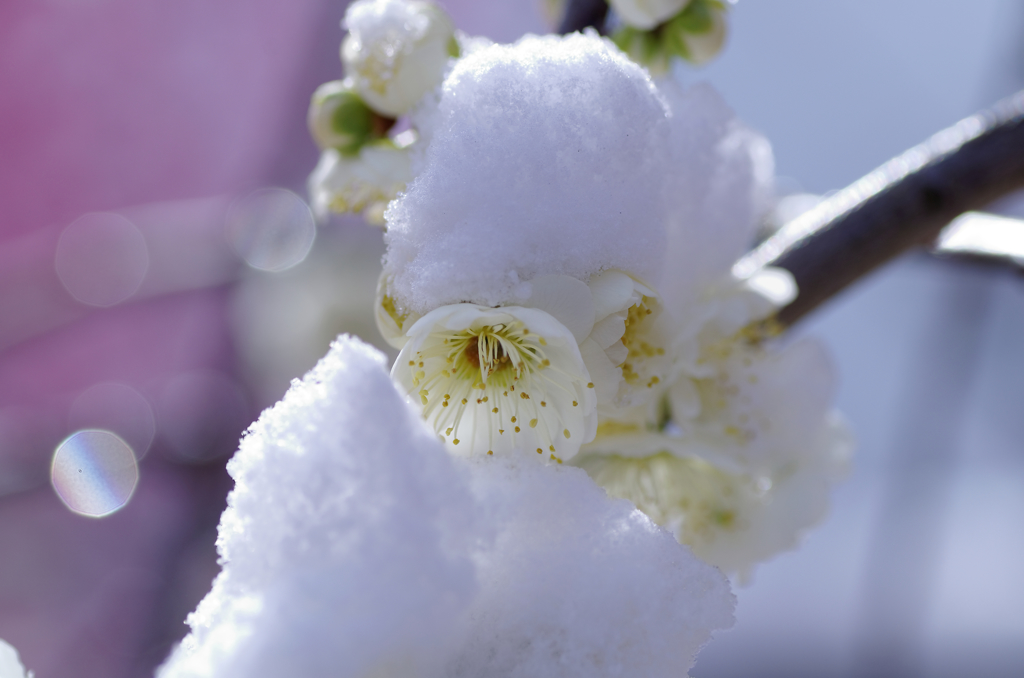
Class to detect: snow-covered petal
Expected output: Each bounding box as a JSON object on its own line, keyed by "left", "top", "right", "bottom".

{"left": 394, "top": 304, "right": 597, "bottom": 461}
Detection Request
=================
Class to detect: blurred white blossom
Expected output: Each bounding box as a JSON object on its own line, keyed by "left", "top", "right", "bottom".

{"left": 306, "top": 141, "right": 413, "bottom": 226}
{"left": 0, "top": 639, "right": 32, "bottom": 678}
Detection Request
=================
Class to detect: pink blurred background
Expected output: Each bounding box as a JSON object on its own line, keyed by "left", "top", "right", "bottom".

{"left": 2, "top": 1, "right": 1022, "bottom": 677}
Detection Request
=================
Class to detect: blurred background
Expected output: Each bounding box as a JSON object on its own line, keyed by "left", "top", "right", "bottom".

{"left": 0, "top": 1, "right": 1021, "bottom": 676}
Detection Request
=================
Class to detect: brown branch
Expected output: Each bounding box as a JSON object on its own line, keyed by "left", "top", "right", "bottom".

{"left": 735, "top": 90, "right": 1024, "bottom": 328}
{"left": 558, "top": 0, "right": 608, "bottom": 34}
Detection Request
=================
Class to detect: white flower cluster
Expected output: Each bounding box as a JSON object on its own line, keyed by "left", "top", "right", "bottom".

{"left": 379, "top": 33, "right": 851, "bottom": 579}
{"left": 573, "top": 81, "right": 852, "bottom": 580}
{"left": 157, "top": 336, "right": 735, "bottom": 678}
{"left": 307, "top": 0, "right": 462, "bottom": 225}
{"left": 160, "top": 21, "right": 852, "bottom": 678}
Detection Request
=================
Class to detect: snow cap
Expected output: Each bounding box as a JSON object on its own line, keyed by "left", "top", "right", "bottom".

{"left": 384, "top": 31, "right": 672, "bottom": 313}
{"left": 158, "top": 336, "right": 734, "bottom": 678}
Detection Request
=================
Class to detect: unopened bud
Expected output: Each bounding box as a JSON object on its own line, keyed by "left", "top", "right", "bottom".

{"left": 308, "top": 81, "right": 379, "bottom": 155}
{"left": 667, "top": 0, "right": 728, "bottom": 65}
{"left": 342, "top": 0, "right": 456, "bottom": 117}
{"left": 609, "top": 0, "right": 690, "bottom": 31}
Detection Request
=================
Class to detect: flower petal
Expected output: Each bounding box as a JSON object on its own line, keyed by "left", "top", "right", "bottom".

{"left": 588, "top": 270, "right": 639, "bottom": 322}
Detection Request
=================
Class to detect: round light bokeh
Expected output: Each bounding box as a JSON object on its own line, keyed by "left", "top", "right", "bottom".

{"left": 225, "top": 188, "right": 316, "bottom": 272}
{"left": 55, "top": 212, "right": 150, "bottom": 307}
{"left": 68, "top": 382, "right": 156, "bottom": 460}
{"left": 51, "top": 430, "right": 139, "bottom": 518}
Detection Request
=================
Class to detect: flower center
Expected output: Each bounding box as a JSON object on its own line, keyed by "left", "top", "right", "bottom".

{"left": 452, "top": 328, "right": 521, "bottom": 385}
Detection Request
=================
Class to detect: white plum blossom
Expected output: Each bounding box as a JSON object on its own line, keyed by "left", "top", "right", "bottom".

{"left": 382, "top": 270, "right": 673, "bottom": 456}
{"left": 157, "top": 336, "right": 736, "bottom": 678}
{"left": 189, "top": 23, "right": 855, "bottom": 678}
{"left": 610, "top": 0, "right": 691, "bottom": 30}
{"left": 575, "top": 412, "right": 851, "bottom": 581}
{"left": 392, "top": 304, "right": 597, "bottom": 461}
{"left": 570, "top": 78, "right": 851, "bottom": 580}
{"left": 582, "top": 270, "right": 672, "bottom": 412}
{"left": 0, "top": 639, "right": 32, "bottom": 678}
{"left": 575, "top": 299, "right": 854, "bottom": 579}
{"left": 342, "top": 0, "right": 457, "bottom": 117}
{"left": 306, "top": 140, "right": 414, "bottom": 225}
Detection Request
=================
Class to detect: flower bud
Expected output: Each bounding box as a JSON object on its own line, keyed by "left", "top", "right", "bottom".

{"left": 307, "top": 141, "right": 414, "bottom": 224}
{"left": 609, "top": 0, "right": 690, "bottom": 31}
{"left": 665, "top": 0, "right": 728, "bottom": 65}
{"left": 307, "top": 80, "right": 378, "bottom": 155}
{"left": 342, "top": 0, "right": 457, "bottom": 117}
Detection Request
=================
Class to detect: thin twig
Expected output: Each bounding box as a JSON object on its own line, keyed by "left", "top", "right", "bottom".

{"left": 558, "top": 0, "right": 608, "bottom": 34}
{"left": 734, "top": 90, "right": 1024, "bottom": 328}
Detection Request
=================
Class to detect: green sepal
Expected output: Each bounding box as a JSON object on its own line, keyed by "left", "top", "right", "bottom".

{"left": 328, "top": 91, "right": 375, "bottom": 156}
{"left": 672, "top": 0, "right": 714, "bottom": 35}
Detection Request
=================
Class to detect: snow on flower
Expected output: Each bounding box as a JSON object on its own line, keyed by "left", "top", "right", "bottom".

{"left": 570, "top": 78, "right": 852, "bottom": 579}
{"left": 382, "top": 32, "right": 671, "bottom": 313}
{"left": 342, "top": 0, "right": 457, "bottom": 118}
{"left": 157, "top": 336, "right": 736, "bottom": 678}
{"left": 306, "top": 0, "right": 465, "bottom": 224}
{"left": 373, "top": 32, "right": 702, "bottom": 463}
